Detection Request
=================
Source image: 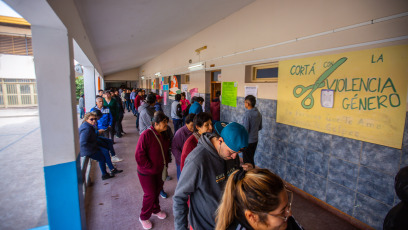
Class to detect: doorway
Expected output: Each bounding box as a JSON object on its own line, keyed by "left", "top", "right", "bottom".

{"left": 210, "top": 70, "right": 221, "bottom": 101}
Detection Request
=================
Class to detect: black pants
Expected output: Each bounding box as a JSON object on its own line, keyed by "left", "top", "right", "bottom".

{"left": 243, "top": 142, "right": 258, "bottom": 166}
{"left": 115, "top": 113, "right": 124, "bottom": 137}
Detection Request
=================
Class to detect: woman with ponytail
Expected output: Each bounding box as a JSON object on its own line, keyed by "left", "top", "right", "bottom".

{"left": 215, "top": 168, "right": 303, "bottom": 230}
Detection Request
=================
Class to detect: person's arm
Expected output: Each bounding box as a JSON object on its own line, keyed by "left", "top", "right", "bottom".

{"left": 173, "top": 161, "right": 200, "bottom": 230}
{"left": 259, "top": 113, "right": 263, "bottom": 131}
{"left": 242, "top": 114, "right": 250, "bottom": 132}
{"left": 108, "top": 112, "right": 113, "bottom": 127}
{"left": 135, "top": 133, "right": 153, "bottom": 169}
{"left": 180, "top": 139, "right": 195, "bottom": 171}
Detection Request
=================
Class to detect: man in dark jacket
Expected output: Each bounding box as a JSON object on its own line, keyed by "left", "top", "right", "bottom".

{"left": 173, "top": 122, "right": 253, "bottom": 230}
{"left": 114, "top": 90, "right": 125, "bottom": 137}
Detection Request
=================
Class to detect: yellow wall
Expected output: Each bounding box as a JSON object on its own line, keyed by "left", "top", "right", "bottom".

{"left": 138, "top": 0, "right": 408, "bottom": 101}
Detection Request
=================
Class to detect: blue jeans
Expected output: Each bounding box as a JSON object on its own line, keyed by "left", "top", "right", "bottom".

{"left": 97, "top": 136, "right": 116, "bottom": 156}
{"left": 136, "top": 111, "right": 140, "bottom": 129}
{"left": 79, "top": 108, "right": 85, "bottom": 119}
{"left": 125, "top": 101, "right": 131, "bottom": 112}
{"left": 173, "top": 119, "right": 182, "bottom": 133}
{"left": 176, "top": 163, "right": 181, "bottom": 181}
{"left": 89, "top": 147, "right": 114, "bottom": 175}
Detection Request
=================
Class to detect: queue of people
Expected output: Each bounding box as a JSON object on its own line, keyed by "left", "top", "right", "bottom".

{"left": 79, "top": 89, "right": 305, "bottom": 230}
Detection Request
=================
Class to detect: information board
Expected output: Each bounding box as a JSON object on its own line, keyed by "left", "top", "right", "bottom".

{"left": 277, "top": 45, "right": 408, "bottom": 149}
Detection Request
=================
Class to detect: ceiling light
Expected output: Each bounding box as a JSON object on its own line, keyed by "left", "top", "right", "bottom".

{"left": 155, "top": 72, "right": 161, "bottom": 76}
{"left": 188, "top": 62, "right": 205, "bottom": 71}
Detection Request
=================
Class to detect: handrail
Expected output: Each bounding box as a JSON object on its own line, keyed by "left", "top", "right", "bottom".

{"left": 80, "top": 156, "right": 92, "bottom": 195}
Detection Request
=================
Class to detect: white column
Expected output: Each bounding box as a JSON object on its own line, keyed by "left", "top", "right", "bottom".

{"left": 83, "top": 66, "right": 96, "bottom": 113}
{"left": 31, "top": 25, "right": 85, "bottom": 229}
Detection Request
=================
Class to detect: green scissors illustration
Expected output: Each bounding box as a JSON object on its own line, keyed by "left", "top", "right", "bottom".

{"left": 293, "top": 57, "right": 347, "bottom": 109}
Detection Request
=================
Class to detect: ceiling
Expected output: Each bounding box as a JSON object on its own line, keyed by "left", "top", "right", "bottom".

{"left": 74, "top": 0, "right": 255, "bottom": 75}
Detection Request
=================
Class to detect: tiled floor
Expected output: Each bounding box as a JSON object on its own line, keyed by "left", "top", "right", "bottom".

{"left": 85, "top": 112, "right": 363, "bottom": 230}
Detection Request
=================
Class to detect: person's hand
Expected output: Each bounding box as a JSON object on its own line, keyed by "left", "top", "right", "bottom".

{"left": 98, "top": 129, "right": 105, "bottom": 134}
{"left": 241, "top": 163, "right": 254, "bottom": 171}
{"left": 179, "top": 101, "right": 182, "bottom": 105}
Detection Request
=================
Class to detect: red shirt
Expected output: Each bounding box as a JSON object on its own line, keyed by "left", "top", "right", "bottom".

{"left": 180, "top": 134, "right": 199, "bottom": 171}
{"left": 135, "top": 95, "right": 143, "bottom": 110}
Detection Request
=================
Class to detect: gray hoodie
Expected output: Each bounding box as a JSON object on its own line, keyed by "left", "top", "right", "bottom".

{"left": 242, "top": 107, "right": 262, "bottom": 143}
{"left": 173, "top": 133, "right": 240, "bottom": 230}
{"left": 138, "top": 103, "right": 155, "bottom": 134}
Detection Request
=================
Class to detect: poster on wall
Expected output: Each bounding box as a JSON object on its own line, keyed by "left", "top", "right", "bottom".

{"left": 221, "top": 82, "right": 238, "bottom": 107}
{"left": 181, "top": 84, "right": 189, "bottom": 95}
{"left": 189, "top": 88, "right": 198, "bottom": 98}
{"left": 169, "top": 75, "right": 181, "bottom": 96}
{"left": 276, "top": 45, "right": 408, "bottom": 149}
{"left": 163, "top": 92, "right": 167, "bottom": 105}
{"left": 163, "top": 84, "right": 169, "bottom": 91}
{"left": 160, "top": 77, "right": 164, "bottom": 89}
{"left": 245, "top": 86, "right": 258, "bottom": 98}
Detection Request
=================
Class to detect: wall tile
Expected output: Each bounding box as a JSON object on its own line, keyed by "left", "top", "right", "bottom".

{"left": 275, "top": 123, "right": 289, "bottom": 142}
{"left": 331, "top": 135, "right": 361, "bottom": 164}
{"left": 357, "top": 166, "right": 394, "bottom": 206}
{"left": 328, "top": 157, "right": 358, "bottom": 190}
{"left": 285, "top": 164, "right": 305, "bottom": 189}
{"left": 288, "top": 126, "right": 309, "bottom": 148}
{"left": 257, "top": 98, "right": 274, "bottom": 119}
{"left": 274, "top": 158, "right": 287, "bottom": 179}
{"left": 361, "top": 142, "right": 401, "bottom": 175}
{"left": 304, "top": 171, "right": 327, "bottom": 201}
{"left": 275, "top": 141, "right": 288, "bottom": 160}
{"left": 306, "top": 150, "right": 329, "bottom": 178}
{"left": 306, "top": 130, "right": 332, "bottom": 153}
{"left": 326, "top": 181, "right": 355, "bottom": 215}
{"left": 402, "top": 144, "right": 408, "bottom": 168}
{"left": 286, "top": 144, "right": 306, "bottom": 168}
{"left": 354, "top": 194, "right": 391, "bottom": 230}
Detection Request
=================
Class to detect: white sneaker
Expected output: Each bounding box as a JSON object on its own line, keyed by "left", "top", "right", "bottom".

{"left": 111, "top": 156, "right": 123, "bottom": 162}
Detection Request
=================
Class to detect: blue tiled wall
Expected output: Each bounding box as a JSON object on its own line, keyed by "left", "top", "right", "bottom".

{"left": 221, "top": 97, "right": 408, "bottom": 230}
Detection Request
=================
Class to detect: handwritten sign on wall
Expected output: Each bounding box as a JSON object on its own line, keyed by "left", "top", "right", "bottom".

{"left": 222, "top": 82, "right": 238, "bottom": 107}
{"left": 277, "top": 45, "right": 408, "bottom": 149}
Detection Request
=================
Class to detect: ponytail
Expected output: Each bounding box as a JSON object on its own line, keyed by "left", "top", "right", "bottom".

{"left": 215, "top": 169, "right": 240, "bottom": 230}
{"left": 215, "top": 168, "right": 284, "bottom": 229}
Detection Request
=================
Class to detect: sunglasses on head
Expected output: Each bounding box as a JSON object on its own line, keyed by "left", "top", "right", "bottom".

{"left": 89, "top": 118, "right": 97, "bottom": 121}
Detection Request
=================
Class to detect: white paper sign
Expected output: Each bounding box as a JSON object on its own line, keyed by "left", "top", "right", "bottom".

{"left": 321, "top": 89, "right": 334, "bottom": 108}
{"left": 181, "top": 84, "right": 188, "bottom": 94}
{"left": 199, "top": 93, "right": 206, "bottom": 112}
{"left": 245, "top": 86, "right": 258, "bottom": 98}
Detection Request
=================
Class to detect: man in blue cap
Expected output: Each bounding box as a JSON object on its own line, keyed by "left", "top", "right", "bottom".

{"left": 173, "top": 122, "right": 254, "bottom": 230}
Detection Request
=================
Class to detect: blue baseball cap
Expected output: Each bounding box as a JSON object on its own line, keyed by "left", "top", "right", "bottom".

{"left": 215, "top": 122, "right": 248, "bottom": 152}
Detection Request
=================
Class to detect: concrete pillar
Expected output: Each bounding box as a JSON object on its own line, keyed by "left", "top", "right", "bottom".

{"left": 83, "top": 66, "right": 96, "bottom": 113}
{"left": 31, "top": 25, "right": 85, "bottom": 229}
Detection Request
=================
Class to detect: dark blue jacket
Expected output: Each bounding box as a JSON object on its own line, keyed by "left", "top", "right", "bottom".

{"left": 90, "top": 106, "right": 112, "bottom": 130}
{"left": 79, "top": 122, "right": 98, "bottom": 157}
{"left": 189, "top": 101, "right": 203, "bottom": 114}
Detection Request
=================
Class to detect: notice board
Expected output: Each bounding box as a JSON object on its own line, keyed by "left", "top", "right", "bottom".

{"left": 277, "top": 45, "right": 408, "bottom": 149}
{"left": 222, "top": 82, "right": 238, "bottom": 107}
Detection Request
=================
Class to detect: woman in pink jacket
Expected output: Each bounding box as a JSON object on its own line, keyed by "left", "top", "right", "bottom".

{"left": 135, "top": 111, "right": 170, "bottom": 229}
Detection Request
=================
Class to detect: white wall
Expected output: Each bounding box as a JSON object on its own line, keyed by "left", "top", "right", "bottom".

{"left": 0, "top": 54, "right": 35, "bottom": 79}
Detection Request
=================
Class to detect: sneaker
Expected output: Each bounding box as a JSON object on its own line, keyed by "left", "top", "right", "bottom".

{"left": 166, "top": 176, "right": 172, "bottom": 181}
{"left": 122, "top": 131, "right": 127, "bottom": 134}
{"left": 139, "top": 217, "right": 152, "bottom": 230}
{"left": 160, "top": 190, "right": 168, "bottom": 199}
{"left": 152, "top": 211, "right": 167, "bottom": 220}
{"left": 102, "top": 173, "right": 115, "bottom": 180}
{"left": 111, "top": 156, "right": 123, "bottom": 162}
{"left": 115, "top": 135, "right": 122, "bottom": 138}
{"left": 111, "top": 168, "right": 123, "bottom": 174}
